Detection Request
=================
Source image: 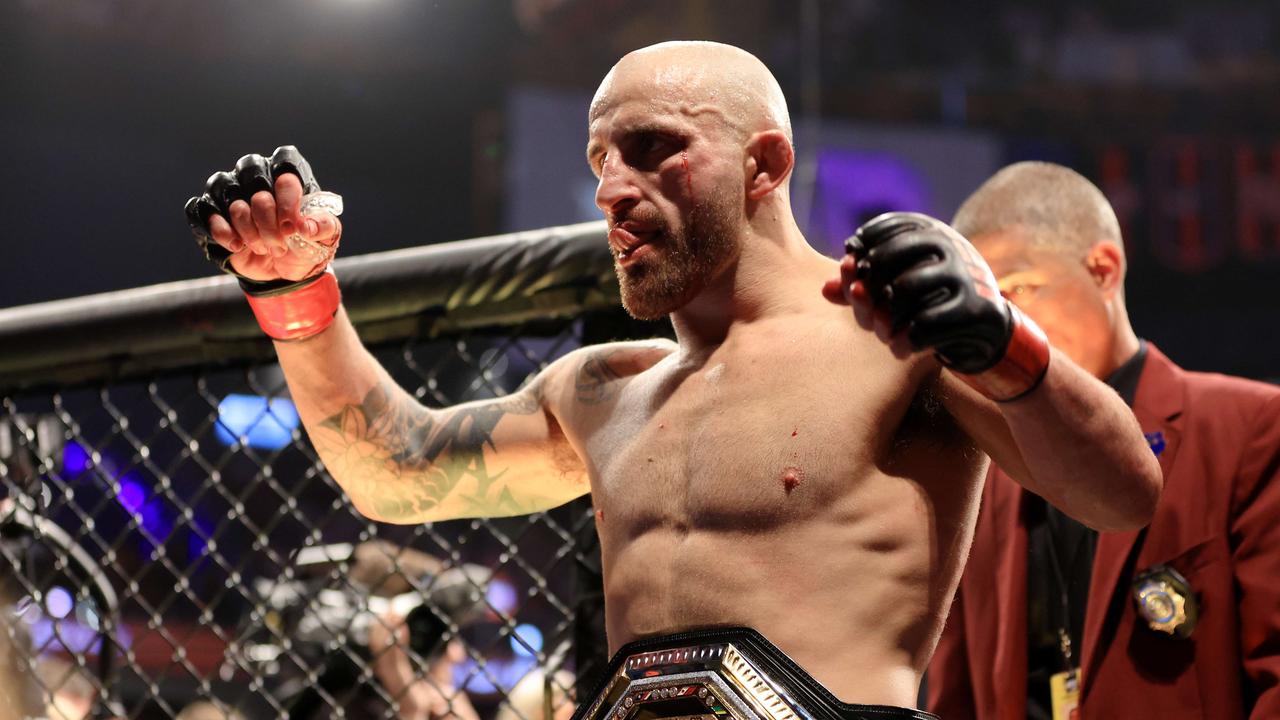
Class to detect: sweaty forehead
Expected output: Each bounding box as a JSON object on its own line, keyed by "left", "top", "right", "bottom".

{"left": 589, "top": 62, "right": 733, "bottom": 127}
{"left": 587, "top": 43, "right": 793, "bottom": 158}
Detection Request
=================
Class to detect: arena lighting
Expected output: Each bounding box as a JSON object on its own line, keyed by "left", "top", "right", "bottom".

{"left": 29, "top": 617, "right": 110, "bottom": 655}
{"left": 45, "top": 585, "right": 74, "bottom": 619}
{"left": 26, "top": 607, "right": 132, "bottom": 657}
{"left": 215, "top": 394, "right": 300, "bottom": 450}
{"left": 456, "top": 654, "right": 538, "bottom": 695}
{"left": 62, "top": 443, "right": 185, "bottom": 543}
{"left": 509, "top": 623, "right": 543, "bottom": 657}
{"left": 111, "top": 474, "right": 174, "bottom": 547}
{"left": 809, "top": 149, "right": 931, "bottom": 256}
{"left": 187, "top": 515, "right": 213, "bottom": 563}
{"left": 3, "top": 501, "right": 125, "bottom": 679}
{"left": 452, "top": 624, "right": 545, "bottom": 694}
{"left": 485, "top": 577, "right": 519, "bottom": 614}
{"left": 117, "top": 477, "right": 146, "bottom": 514}
{"left": 62, "top": 441, "right": 91, "bottom": 476}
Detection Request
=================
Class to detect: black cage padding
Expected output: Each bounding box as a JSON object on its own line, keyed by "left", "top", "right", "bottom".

{"left": 0, "top": 221, "right": 613, "bottom": 391}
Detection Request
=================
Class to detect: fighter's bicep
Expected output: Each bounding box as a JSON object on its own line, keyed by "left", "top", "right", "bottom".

{"left": 415, "top": 390, "right": 589, "bottom": 519}
{"left": 486, "top": 396, "right": 587, "bottom": 478}
{"left": 934, "top": 370, "right": 1035, "bottom": 485}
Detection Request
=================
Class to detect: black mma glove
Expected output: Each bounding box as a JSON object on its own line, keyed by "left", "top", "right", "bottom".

{"left": 845, "top": 211, "right": 1050, "bottom": 401}
{"left": 184, "top": 146, "right": 341, "bottom": 341}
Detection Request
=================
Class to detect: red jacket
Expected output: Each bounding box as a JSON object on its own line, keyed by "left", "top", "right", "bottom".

{"left": 928, "top": 345, "right": 1280, "bottom": 719}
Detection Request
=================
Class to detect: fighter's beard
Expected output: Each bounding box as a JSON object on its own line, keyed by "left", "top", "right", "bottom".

{"left": 615, "top": 204, "right": 737, "bottom": 321}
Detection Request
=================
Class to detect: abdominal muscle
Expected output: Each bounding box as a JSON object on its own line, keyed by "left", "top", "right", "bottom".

{"left": 596, "top": 478, "right": 967, "bottom": 708}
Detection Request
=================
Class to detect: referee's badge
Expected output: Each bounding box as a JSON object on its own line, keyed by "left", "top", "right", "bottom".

{"left": 1131, "top": 564, "right": 1198, "bottom": 638}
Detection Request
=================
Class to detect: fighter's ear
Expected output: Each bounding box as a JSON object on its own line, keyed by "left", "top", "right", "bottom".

{"left": 1086, "top": 240, "right": 1126, "bottom": 298}
{"left": 744, "top": 130, "right": 794, "bottom": 201}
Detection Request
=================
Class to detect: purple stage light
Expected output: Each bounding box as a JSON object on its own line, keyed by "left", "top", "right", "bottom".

{"left": 45, "top": 586, "right": 73, "bottom": 620}
{"left": 486, "top": 578, "right": 519, "bottom": 615}
{"left": 117, "top": 477, "right": 146, "bottom": 514}
{"left": 62, "top": 442, "right": 90, "bottom": 476}
{"left": 808, "top": 150, "right": 933, "bottom": 256}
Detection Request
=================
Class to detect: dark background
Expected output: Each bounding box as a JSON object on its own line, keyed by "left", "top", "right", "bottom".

{"left": 3, "top": 0, "right": 1279, "bottom": 378}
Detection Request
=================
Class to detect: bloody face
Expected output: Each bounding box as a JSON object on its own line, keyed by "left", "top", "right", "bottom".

{"left": 587, "top": 69, "right": 745, "bottom": 320}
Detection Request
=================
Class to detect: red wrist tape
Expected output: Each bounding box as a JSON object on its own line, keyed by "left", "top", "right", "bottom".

{"left": 956, "top": 304, "right": 1051, "bottom": 402}
{"left": 243, "top": 268, "right": 341, "bottom": 341}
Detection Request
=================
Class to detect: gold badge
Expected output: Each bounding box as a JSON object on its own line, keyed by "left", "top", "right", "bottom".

{"left": 1131, "top": 564, "right": 1198, "bottom": 638}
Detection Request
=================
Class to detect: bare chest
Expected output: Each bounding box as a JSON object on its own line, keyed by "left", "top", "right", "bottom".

{"left": 580, "top": 346, "right": 918, "bottom": 535}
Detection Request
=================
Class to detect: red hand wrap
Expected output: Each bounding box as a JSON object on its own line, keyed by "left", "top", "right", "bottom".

{"left": 243, "top": 268, "right": 341, "bottom": 341}
{"left": 956, "top": 304, "right": 1051, "bottom": 402}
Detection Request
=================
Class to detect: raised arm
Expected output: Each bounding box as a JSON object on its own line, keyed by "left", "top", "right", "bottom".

{"left": 823, "top": 212, "right": 1160, "bottom": 531}
{"left": 274, "top": 312, "right": 588, "bottom": 523}
{"left": 184, "top": 147, "right": 589, "bottom": 524}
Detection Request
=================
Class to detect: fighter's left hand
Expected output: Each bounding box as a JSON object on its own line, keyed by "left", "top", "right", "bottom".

{"left": 822, "top": 212, "right": 1010, "bottom": 363}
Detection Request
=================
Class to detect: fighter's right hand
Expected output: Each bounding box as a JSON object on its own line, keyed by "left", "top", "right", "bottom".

{"left": 184, "top": 146, "right": 343, "bottom": 341}
{"left": 185, "top": 145, "right": 341, "bottom": 284}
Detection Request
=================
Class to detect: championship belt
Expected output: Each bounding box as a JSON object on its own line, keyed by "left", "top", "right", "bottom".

{"left": 571, "top": 628, "right": 936, "bottom": 720}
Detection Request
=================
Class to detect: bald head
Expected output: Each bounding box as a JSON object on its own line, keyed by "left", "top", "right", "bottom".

{"left": 953, "top": 161, "right": 1123, "bottom": 262}
{"left": 591, "top": 41, "right": 792, "bottom": 144}
{"left": 585, "top": 41, "right": 802, "bottom": 320}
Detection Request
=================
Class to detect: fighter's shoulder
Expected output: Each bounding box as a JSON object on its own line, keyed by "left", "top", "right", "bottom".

{"left": 538, "top": 339, "right": 677, "bottom": 402}
{"left": 558, "top": 338, "right": 676, "bottom": 373}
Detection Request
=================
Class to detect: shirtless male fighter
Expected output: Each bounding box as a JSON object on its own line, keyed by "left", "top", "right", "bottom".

{"left": 184, "top": 42, "right": 1161, "bottom": 717}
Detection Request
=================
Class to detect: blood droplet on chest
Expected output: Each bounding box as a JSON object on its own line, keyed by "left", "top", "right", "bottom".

{"left": 781, "top": 466, "right": 805, "bottom": 494}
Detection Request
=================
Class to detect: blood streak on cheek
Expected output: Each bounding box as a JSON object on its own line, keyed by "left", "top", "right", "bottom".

{"left": 680, "top": 151, "right": 694, "bottom": 198}
{"left": 781, "top": 466, "right": 804, "bottom": 495}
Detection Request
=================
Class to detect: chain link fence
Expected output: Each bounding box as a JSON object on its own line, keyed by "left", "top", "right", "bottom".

{"left": 0, "top": 222, "right": 654, "bottom": 720}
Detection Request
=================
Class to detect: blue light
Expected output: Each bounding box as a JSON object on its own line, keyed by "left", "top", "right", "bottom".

{"left": 115, "top": 475, "right": 171, "bottom": 542}
{"left": 141, "top": 499, "right": 172, "bottom": 541}
{"left": 26, "top": 615, "right": 132, "bottom": 657}
{"left": 187, "top": 514, "right": 213, "bottom": 564}
{"left": 486, "top": 579, "right": 519, "bottom": 615}
{"left": 117, "top": 478, "right": 146, "bottom": 513}
{"left": 215, "top": 395, "right": 300, "bottom": 450}
{"left": 62, "top": 442, "right": 90, "bottom": 476}
{"left": 455, "top": 655, "right": 537, "bottom": 695}
{"left": 510, "top": 624, "right": 543, "bottom": 658}
{"left": 45, "top": 586, "right": 73, "bottom": 620}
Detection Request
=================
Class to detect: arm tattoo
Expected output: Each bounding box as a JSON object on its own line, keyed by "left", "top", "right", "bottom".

{"left": 575, "top": 349, "right": 623, "bottom": 405}
{"left": 314, "top": 379, "right": 543, "bottom": 520}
